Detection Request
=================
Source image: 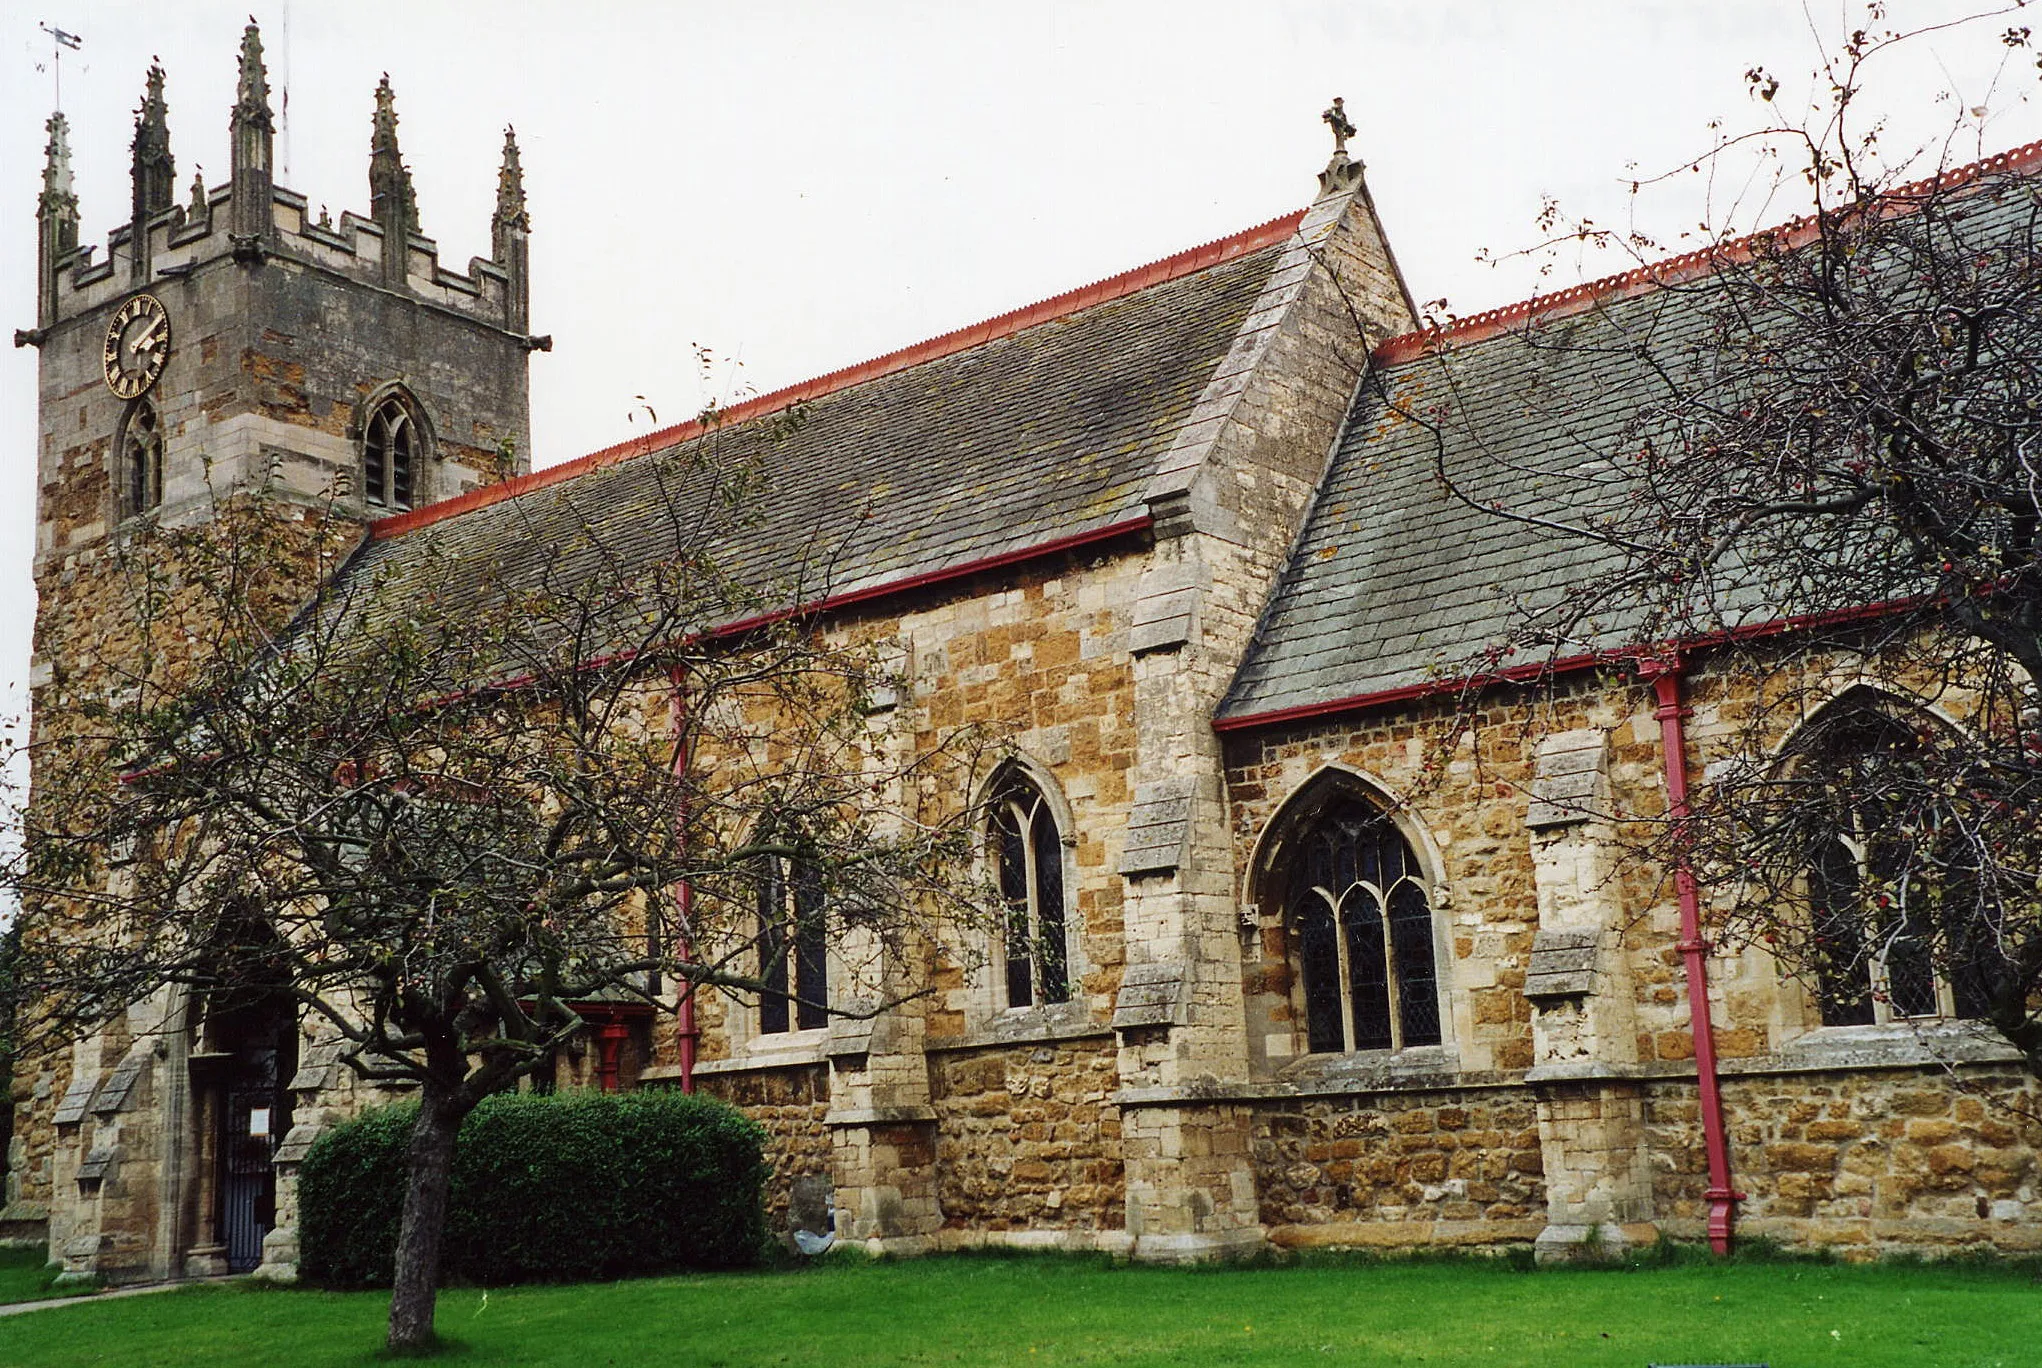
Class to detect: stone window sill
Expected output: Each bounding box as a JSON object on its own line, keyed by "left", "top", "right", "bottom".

{"left": 1773, "top": 1019, "right": 2017, "bottom": 1071}
{"left": 1277, "top": 1044, "right": 1462, "bottom": 1091}
{"left": 927, "top": 1000, "right": 1111, "bottom": 1054}
{"left": 693, "top": 1029, "right": 830, "bottom": 1074}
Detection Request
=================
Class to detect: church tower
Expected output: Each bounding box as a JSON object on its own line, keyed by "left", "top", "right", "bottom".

{"left": 9, "top": 21, "right": 541, "bottom": 1283}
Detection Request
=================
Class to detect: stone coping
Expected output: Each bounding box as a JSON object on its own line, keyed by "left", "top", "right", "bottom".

{"left": 675, "top": 1021, "right": 2018, "bottom": 1091}
{"left": 691, "top": 1041, "right": 829, "bottom": 1076}
{"left": 1117, "top": 1032, "right": 2024, "bottom": 1108}
{"left": 925, "top": 1227, "right": 1136, "bottom": 1258}
{"left": 924, "top": 1012, "right": 1115, "bottom": 1055}
{"left": 823, "top": 1105, "right": 938, "bottom": 1128}
{"left": 1765, "top": 1020, "right": 2020, "bottom": 1072}
{"left": 1116, "top": 1072, "right": 1530, "bottom": 1109}
{"left": 1268, "top": 1218, "right": 1542, "bottom": 1250}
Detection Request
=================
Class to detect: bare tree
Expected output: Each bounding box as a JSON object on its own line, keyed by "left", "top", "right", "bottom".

{"left": 5, "top": 433, "right": 998, "bottom": 1352}
{"left": 1415, "top": 8, "right": 2042, "bottom": 1076}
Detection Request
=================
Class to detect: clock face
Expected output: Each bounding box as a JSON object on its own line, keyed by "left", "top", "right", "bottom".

{"left": 103, "top": 293, "right": 171, "bottom": 400}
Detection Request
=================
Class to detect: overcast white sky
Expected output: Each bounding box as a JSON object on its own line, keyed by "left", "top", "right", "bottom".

{"left": 2, "top": 1, "right": 2038, "bottom": 787}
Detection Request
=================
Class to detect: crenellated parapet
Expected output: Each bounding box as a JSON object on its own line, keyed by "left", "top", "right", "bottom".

{"left": 21, "top": 20, "right": 541, "bottom": 349}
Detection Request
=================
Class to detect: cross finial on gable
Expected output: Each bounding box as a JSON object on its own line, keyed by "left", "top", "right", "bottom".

{"left": 1322, "top": 97, "right": 1355, "bottom": 156}
{"left": 1316, "top": 97, "right": 1364, "bottom": 197}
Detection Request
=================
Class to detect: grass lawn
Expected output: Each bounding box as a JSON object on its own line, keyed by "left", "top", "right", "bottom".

{"left": 2, "top": 1251, "right": 2038, "bottom": 1367}
{"left": 0, "top": 1246, "right": 88, "bottom": 1306}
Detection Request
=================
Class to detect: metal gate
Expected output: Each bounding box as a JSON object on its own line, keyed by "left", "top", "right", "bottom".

{"left": 220, "top": 1045, "right": 291, "bottom": 1273}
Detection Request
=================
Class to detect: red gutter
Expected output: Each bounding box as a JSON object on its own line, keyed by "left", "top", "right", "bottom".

{"left": 704, "top": 515, "right": 1153, "bottom": 641}
{"left": 367, "top": 212, "right": 1305, "bottom": 541}
{"left": 1214, "top": 594, "right": 1920, "bottom": 735}
{"left": 668, "top": 666, "right": 698, "bottom": 1093}
{"left": 1210, "top": 651, "right": 1605, "bottom": 733}
{"left": 377, "top": 514, "right": 1155, "bottom": 718}
{"left": 1639, "top": 653, "right": 1740, "bottom": 1254}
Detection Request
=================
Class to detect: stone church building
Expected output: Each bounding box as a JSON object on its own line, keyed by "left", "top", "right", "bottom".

{"left": 9, "top": 25, "right": 2040, "bottom": 1282}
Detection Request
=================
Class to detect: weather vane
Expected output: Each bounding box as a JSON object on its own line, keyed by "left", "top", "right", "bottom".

{"left": 38, "top": 21, "right": 82, "bottom": 110}
{"left": 1322, "top": 96, "right": 1355, "bottom": 156}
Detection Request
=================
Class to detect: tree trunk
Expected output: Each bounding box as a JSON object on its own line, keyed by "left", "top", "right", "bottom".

{"left": 386, "top": 1084, "right": 465, "bottom": 1354}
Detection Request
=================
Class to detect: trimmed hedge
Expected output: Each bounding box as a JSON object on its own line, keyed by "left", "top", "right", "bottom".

{"left": 298, "top": 1089, "right": 769, "bottom": 1287}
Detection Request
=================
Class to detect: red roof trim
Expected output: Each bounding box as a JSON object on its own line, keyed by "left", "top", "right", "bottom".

{"left": 1213, "top": 597, "right": 1920, "bottom": 734}
{"left": 397, "top": 515, "right": 1156, "bottom": 710}
{"left": 370, "top": 210, "right": 1307, "bottom": 540}
{"left": 704, "top": 514, "right": 1154, "bottom": 641}
{"left": 1372, "top": 138, "right": 2042, "bottom": 366}
{"left": 1211, "top": 652, "right": 1605, "bottom": 733}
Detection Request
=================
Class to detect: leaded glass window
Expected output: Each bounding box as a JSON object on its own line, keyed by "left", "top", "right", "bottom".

{"left": 1801, "top": 706, "right": 1992, "bottom": 1026}
{"left": 988, "top": 769, "right": 1070, "bottom": 1009}
{"left": 758, "top": 853, "right": 828, "bottom": 1034}
{"left": 1288, "top": 796, "right": 1439, "bottom": 1054}
{"left": 362, "top": 395, "right": 417, "bottom": 510}
{"left": 120, "top": 397, "right": 163, "bottom": 519}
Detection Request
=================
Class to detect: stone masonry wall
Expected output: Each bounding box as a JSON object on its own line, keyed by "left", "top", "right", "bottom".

{"left": 1220, "top": 670, "right": 1823, "bottom": 1079}
{"left": 696, "top": 1063, "right": 832, "bottom": 1231}
{"left": 928, "top": 1036, "right": 1124, "bottom": 1231}
{"left": 1647, "top": 1066, "right": 2042, "bottom": 1255}
{"left": 1224, "top": 688, "right": 1595, "bottom": 1077}
{"left": 1251, "top": 1088, "right": 1545, "bottom": 1247}
{"left": 14, "top": 502, "right": 357, "bottom": 1240}
{"left": 898, "top": 550, "right": 1142, "bottom": 1034}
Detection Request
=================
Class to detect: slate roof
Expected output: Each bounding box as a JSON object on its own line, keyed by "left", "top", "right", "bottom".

{"left": 1215, "top": 286, "right": 1702, "bottom": 723}
{"left": 1218, "top": 146, "right": 2042, "bottom": 725}
{"left": 334, "top": 222, "right": 1298, "bottom": 632}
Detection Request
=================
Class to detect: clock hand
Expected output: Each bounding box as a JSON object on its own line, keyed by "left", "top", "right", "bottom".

{"left": 131, "top": 316, "right": 165, "bottom": 354}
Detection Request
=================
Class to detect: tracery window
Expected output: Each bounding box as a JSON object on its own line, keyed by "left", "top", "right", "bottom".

{"left": 119, "top": 397, "right": 164, "bottom": 519}
{"left": 1287, "top": 794, "right": 1440, "bottom": 1054}
{"left": 360, "top": 392, "right": 419, "bottom": 510}
{"left": 1799, "top": 704, "right": 1994, "bottom": 1027}
{"left": 757, "top": 853, "right": 828, "bottom": 1034}
{"left": 987, "top": 767, "right": 1070, "bottom": 1009}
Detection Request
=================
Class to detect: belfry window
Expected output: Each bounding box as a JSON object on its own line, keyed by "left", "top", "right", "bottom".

{"left": 757, "top": 853, "right": 828, "bottom": 1034}
{"left": 1287, "top": 794, "right": 1440, "bottom": 1054}
{"left": 988, "top": 767, "right": 1071, "bottom": 1009}
{"left": 361, "top": 395, "right": 417, "bottom": 510}
{"left": 1799, "top": 704, "right": 1995, "bottom": 1027}
{"left": 119, "top": 397, "right": 164, "bottom": 519}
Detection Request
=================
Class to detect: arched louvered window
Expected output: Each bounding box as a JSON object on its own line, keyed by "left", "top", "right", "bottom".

{"left": 988, "top": 767, "right": 1070, "bottom": 1009}
{"left": 1288, "top": 795, "right": 1440, "bottom": 1054}
{"left": 119, "top": 397, "right": 164, "bottom": 519}
{"left": 757, "top": 852, "right": 828, "bottom": 1034}
{"left": 361, "top": 394, "right": 418, "bottom": 510}
{"left": 1800, "top": 703, "right": 1994, "bottom": 1026}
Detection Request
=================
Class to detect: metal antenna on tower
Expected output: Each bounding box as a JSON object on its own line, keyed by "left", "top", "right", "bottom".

{"left": 278, "top": 0, "right": 293, "bottom": 181}
{"left": 38, "top": 21, "right": 82, "bottom": 110}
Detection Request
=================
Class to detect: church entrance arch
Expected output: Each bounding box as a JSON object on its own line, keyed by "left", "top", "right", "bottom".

{"left": 216, "top": 1005, "right": 295, "bottom": 1272}
{"left": 187, "top": 974, "right": 298, "bottom": 1274}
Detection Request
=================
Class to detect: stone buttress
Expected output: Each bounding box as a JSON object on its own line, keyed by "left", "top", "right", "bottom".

{"left": 1109, "top": 148, "right": 1416, "bottom": 1260}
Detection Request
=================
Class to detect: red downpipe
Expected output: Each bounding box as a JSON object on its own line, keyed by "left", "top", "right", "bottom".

{"left": 668, "top": 666, "right": 698, "bottom": 1093}
{"left": 593, "top": 1015, "right": 631, "bottom": 1093}
{"left": 1642, "top": 655, "right": 1740, "bottom": 1253}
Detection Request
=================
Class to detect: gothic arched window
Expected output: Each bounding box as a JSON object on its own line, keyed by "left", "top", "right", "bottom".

{"left": 757, "top": 852, "right": 828, "bottom": 1034}
{"left": 1285, "top": 793, "right": 1440, "bottom": 1054}
{"left": 119, "top": 397, "right": 164, "bottom": 519}
{"left": 1798, "top": 702, "right": 1994, "bottom": 1026}
{"left": 360, "top": 392, "right": 421, "bottom": 511}
{"left": 987, "top": 767, "right": 1071, "bottom": 1009}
